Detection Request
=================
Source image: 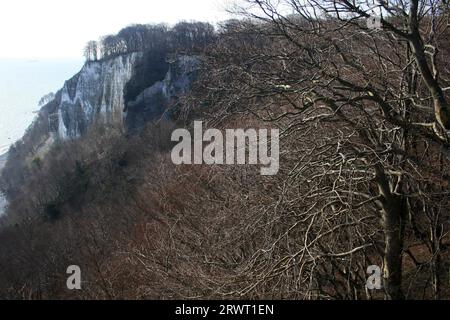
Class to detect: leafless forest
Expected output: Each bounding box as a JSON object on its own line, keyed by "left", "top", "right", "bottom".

{"left": 0, "top": 0, "right": 449, "bottom": 300}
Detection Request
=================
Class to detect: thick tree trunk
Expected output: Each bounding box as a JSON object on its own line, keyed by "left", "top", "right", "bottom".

{"left": 375, "top": 166, "right": 406, "bottom": 300}
{"left": 381, "top": 197, "right": 406, "bottom": 300}
{"left": 409, "top": 0, "right": 450, "bottom": 130}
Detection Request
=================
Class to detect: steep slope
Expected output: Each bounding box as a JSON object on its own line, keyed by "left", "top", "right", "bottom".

{"left": 0, "top": 51, "right": 198, "bottom": 207}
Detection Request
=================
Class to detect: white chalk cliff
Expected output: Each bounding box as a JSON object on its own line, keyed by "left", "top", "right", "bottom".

{"left": 47, "top": 53, "right": 198, "bottom": 139}
{"left": 57, "top": 53, "right": 143, "bottom": 139}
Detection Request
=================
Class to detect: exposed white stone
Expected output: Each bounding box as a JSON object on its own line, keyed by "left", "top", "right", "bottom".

{"left": 57, "top": 52, "right": 143, "bottom": 139}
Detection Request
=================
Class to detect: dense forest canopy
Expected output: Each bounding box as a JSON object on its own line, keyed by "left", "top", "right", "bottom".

{"left": 83, "top": 22, "right": 216, "bottom": 61}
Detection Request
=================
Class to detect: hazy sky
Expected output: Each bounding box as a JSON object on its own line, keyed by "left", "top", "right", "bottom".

{"left": 0, "top": 0, "right": 232, "bottom": 59}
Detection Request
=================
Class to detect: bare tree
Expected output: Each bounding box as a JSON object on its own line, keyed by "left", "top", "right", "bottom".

{"left": 84, "top": 40, "right": 98, "bottom": 61}
{"left": 187, "top": 0, "right": 450, "bottom": 299}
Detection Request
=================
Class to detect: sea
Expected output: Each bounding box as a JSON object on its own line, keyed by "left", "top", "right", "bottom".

{"left": 0, "top": 58, "right": 84, "bottom": 155}
{"left": 0, "top": 58, "right": 83, "bottom": 215}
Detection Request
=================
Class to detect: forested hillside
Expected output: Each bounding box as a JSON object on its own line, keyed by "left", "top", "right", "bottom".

{"left": 0, "top": 0, "right": 449, "bottom": 300}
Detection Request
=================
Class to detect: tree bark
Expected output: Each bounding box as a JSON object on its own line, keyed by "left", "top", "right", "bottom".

{"left": 375, "top": 165, "right": 406, "bottom": 300}
{"left": 409, "top": 0, "right": 450, "bottom": 130}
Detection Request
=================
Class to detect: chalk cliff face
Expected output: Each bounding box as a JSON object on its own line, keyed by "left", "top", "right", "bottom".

{"left": 52, "top": 53, "right": 198, "bottom": 139}
{"left": 57, "top": 53, "right": 143, "bottom": 139}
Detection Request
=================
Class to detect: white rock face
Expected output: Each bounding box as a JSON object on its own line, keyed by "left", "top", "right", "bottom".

{"left": 58, "top": 53, "right": 143, "bottom": 139}
{"left": 52, "top": 52, "right": 198, "bottom": 139}
{"left": 0, "top": 152, "right": 7, "bottom": 215}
